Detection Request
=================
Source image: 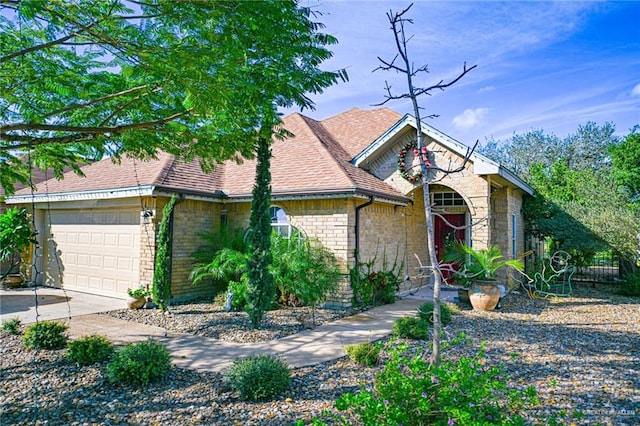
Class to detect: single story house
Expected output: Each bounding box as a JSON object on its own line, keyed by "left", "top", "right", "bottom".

{"left": 7, "top": 107, "right": 533, "bottom": 303}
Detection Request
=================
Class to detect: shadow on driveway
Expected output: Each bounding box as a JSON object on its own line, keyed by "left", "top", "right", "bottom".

{"left": 0, "top": 287, "right": 124, "bottom": 324}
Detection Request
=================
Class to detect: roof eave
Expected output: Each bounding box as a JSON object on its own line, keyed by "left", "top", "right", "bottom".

{"left": 226, "top": 188, "right": 410, "bottom": 206}
{"left": 353, "top": 114, "right": 533, "bottom": 196}
{"left": 5, "top": 185, "right": 156, "bottom": 205}
{"left": 353, "top": 114, "right": 412, "bottom": 166}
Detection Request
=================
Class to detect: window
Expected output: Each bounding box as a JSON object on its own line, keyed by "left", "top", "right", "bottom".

{"left": 433, "top": 192, "right": 465, "bottom": 207}
{"left": 270, "top": 206, "right": 297, "bottom": 238}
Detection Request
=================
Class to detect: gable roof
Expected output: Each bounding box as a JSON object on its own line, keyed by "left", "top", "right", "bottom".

{"left": 353, "top": 114, "right": 534, "bottom": 196}
{"left": 9, "top": 108, "right": 411, "bottom": 205}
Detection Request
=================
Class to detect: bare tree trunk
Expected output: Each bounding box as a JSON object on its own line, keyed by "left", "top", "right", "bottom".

{"left": 376, "top": 4, "right": 476, "bottom": 366}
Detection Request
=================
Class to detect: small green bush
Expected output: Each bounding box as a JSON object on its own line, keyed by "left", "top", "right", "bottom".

{"left": 225, "top": 354, "right": 291, "bottom": 401}
{"left": 418, "top": 301, "right": 453, "bottom": 325}
{"left": 332, "top": 337, "right": 540, "bottom": 426}
{"left": 23, "top": 320, "right": 68, "bottom": 349}
{"left": 392, "top": 317, "right": 429, "bottom": 340}
{"left": 67, "top": 335, "right": 114, "bottom": 365}
{"left": 618, "top": 272, "right": 640, "bottom": 297}
{"left": 349, "top": 249, "right": 404, "bottom": 308}
{"left": 106, "top": 340, "right": 172, "bottom": 386}
{"left": 445, "top": 301, "right": 461, "bottom": 315}
{"left": 2, "top": 317, "right": 22, "bottom": 335}
{"left": 344, "top": 342, "right": 380, "bottom": 367}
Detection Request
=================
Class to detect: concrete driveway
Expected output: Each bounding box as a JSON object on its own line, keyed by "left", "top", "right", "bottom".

{"left": 0, "top": 286, "right": 125, "bottom": 324}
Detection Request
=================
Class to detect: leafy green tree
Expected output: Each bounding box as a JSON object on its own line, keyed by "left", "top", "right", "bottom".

{"left": 525, "top": 160, "right": 639, "bottom": 264}
{"left": 479, "top": 122, "right": 618, "bottom": 180}
{"left": 0, "top": 1, "right": 346, "bottom": 194}
{"left": 609, "top": 127, "right": 640, "bottom": 206}
{"left": 480, "top": 130, "right": 563, "bottom": 181}
{"left": 3, "top": 1, "right": 347, "bottom": 324}
{"left": 481, "top": 123, "right": 638, "bottom": 264}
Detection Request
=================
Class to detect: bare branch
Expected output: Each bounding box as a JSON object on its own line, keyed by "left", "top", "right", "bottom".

{"left": 2, "top": 110, "right": 189, "bottom": 135}
{"left": 0, "top": 110, "right": 192, "bottom": 149}
{"left": 1, "top": 22, "right": 97, "bottom": 62}
{"left": 414, "top": 63, "right": 478, "bottom": 97}
{"left": 426, "top": 139, "right": 478, "bottom": 175}
{"left": 99, "top": 87, "right": 162, "bottom": 125}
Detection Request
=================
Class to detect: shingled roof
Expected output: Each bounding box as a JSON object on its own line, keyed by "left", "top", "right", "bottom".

{"left": 11, "top": 108, "right": 410, "bottom": 205}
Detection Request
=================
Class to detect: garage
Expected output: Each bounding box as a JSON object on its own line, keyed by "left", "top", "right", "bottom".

{"left": 44, "top": 208, "right": 141, "bottom": 299}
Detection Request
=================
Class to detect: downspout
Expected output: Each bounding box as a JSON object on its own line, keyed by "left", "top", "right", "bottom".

{"left": 354, "top": 196, "right": 374, "bottom": 266}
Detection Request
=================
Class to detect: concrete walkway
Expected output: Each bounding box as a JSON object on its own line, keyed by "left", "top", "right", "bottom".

{"left": 1, "top": 286, "right": 458, "bottom": 373}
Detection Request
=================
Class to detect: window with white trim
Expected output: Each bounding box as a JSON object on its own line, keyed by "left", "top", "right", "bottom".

{"left": 270, "top": 206, "right": 297, "bottom": 238}
{"left": 433, "top": 192, "right": 465, "bottom": 207}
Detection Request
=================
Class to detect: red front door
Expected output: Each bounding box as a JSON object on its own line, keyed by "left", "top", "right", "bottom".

{"left": 434, "top": 214, "right": 466, "bottom": 283}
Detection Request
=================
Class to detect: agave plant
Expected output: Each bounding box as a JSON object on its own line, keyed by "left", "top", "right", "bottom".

{"left": 442, "top": 242, "right": 523, "bottom": 285}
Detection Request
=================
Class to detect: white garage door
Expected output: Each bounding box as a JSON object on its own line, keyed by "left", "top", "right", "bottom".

{"left": 45, "top": 209, "right": 141, "bottom": 299}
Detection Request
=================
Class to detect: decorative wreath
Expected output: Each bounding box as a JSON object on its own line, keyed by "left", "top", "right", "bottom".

{"left": 397, "top": 139, "right": 430, "bottom": 183}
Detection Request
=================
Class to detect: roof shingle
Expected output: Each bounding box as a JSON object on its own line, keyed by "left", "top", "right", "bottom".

{"left": 14, "top": 108, "right": 409, "bottom": 203}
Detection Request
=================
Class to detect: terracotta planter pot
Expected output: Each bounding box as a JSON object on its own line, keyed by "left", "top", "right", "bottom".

{"left": 127, "top": 296, "right": 146, "bottom": 309}
{"left": 469, "top": 280, "right": 500, "bottom": 311}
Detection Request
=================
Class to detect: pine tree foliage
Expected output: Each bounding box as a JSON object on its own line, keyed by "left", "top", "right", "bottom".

{"left": 153, "top": 195, "right": 179, "bottom": 312}
{"left": 246, "top": 132, "right": 275, "bottom": 328}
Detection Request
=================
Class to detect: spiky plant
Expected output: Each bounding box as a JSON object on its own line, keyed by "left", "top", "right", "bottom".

{"left": 442, "top": 242, "right": 523, "bottom": 282}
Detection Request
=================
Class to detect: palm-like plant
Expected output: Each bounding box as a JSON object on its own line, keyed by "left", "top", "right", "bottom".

{"left": 442, "top": 242, "right": 523, "bottom": 284}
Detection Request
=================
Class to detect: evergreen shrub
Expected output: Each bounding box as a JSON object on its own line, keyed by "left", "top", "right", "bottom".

{"left": 23, "top": 320, "right": 68, "bottom": 349}
{"left": 344, "top": 341, "right": 380, "bottom": 367}
{"left": 2, "top": 317, "right": 21, "bottom": 335}
{"left": 418, "top": 301, "right": 453, "bottom": 325}
{"left": 225, "top": 354, "right": 291, "bottom": 401}
{"left": 67, "top": 335, "right": 114, "bottom": 365}
{"left": 106, "top": 340, "right": 172, "bottom": 386}
{"left": 392, "top": 316, "right": 429, "bottom": 340}
{"left": 618, "top": 272, "right": 640, "bottom": 297}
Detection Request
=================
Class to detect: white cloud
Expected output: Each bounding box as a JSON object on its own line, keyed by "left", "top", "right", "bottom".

{"left": 452, "top": 108, "right": 489, "bottom": 130}
{"left": 631, "top": 83, "right": 640, "bottom": 97}
{"left": 478, "top": 86, "right": 495, "bottom": 94}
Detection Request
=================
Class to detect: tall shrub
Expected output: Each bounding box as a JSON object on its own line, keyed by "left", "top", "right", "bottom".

{"left": 270, "top": 231, "right": 341, "bottom": 310}
{"left": 246, "top": 133, "right": 275, "bottom": 328}
{"left": 153, "top": 195, "right": 179, "bottom": 311}
{"left": 350, "top": 247, "right": 404, "bottom": 307}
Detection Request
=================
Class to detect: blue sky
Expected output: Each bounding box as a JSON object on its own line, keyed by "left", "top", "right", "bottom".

{"left": 285, "top": 1, "right": 640, "bottom": 145}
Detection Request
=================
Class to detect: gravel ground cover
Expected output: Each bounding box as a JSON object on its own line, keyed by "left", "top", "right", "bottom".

{"left": 103, "top": 304, "right": 360, "bottom": 343}
{"left": 1, "top": 284, "right": 639, "bottom": 425}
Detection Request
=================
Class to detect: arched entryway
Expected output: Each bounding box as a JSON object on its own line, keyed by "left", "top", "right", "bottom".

{"left": 431, "top": 187, "right": 469, "bottom": 282}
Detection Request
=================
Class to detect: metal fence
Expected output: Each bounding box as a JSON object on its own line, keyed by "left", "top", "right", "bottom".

{"left": 524, "top": 239, "right": 621, "bottom": 285}
{"left": 573, "top": 253, "right": 620, "bottom": 285}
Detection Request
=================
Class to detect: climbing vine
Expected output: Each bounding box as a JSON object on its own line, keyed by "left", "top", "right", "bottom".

{"left": 152, "top": 195, "right": 179, "bottom": 312}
